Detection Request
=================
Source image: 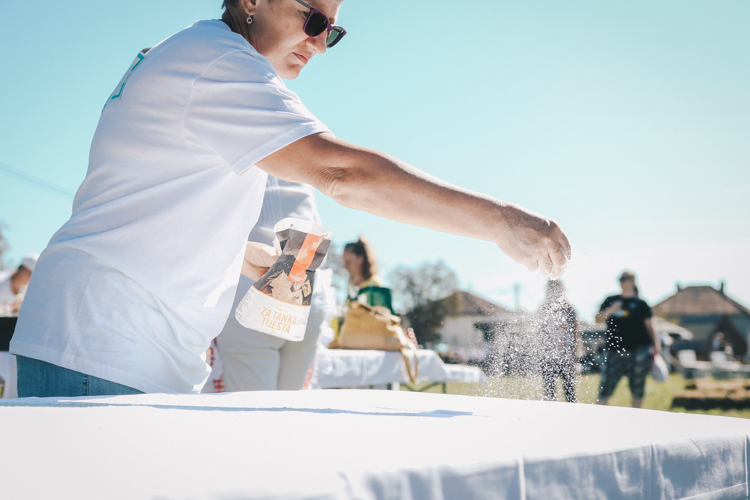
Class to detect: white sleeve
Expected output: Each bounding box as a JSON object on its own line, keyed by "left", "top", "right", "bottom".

{"left": 182, "top": 50, "right": 329, "bottom": 175}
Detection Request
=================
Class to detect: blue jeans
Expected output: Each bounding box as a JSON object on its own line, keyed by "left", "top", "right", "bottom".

{"left": 16, "top": 356, "right": 143, "bottom": 397}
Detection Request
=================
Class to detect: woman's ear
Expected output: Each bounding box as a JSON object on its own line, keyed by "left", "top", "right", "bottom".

{"left": 242, "top": 0, "right": 259, "bottom": 16}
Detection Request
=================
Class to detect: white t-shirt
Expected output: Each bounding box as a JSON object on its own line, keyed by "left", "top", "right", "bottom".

{"left": 10, "top": 20, "right": 329, "bottom": 393}
{"left": 248, "top": 175, "right": 323, "bottom": 246}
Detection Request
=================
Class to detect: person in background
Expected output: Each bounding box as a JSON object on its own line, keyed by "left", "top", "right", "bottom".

{"left": 596, "top": 271, "right": 660, "bottom": 408}
{"left": 339, "top": 237, "right": 418, "bottom": 347}
{"left": 0, "top": 254, "right": 37, "bottom": 399}
{"left": 537, "top": 279, "right": 580, "bottom": 403}
{"left": 711, "top": 332, "right": 734, "bottom": 361}
{"left": 209, "top": 175, "right": 336, "bottom": 391}
{"left": 711, "top": 332, "right": 726, "bottom": 352}
{"left": 342, "top": 237, "right": 383, "bottom": 308}
{"left": 0, "top": 254, "right": 38, "bottom": 314}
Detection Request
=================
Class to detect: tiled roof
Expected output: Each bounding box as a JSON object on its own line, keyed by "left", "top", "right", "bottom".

{"left": 580, "top": 317, "right": 693, "bottom": 340}
{"left": 653, "top": 285, "right": 750, "bottom": 318}
{"left": 439, "top": 291, "right": 510, "bottom": 316}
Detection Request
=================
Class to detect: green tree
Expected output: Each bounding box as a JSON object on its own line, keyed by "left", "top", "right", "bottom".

{"left": 388, "top": 260, "right": 458, "bottom": 344}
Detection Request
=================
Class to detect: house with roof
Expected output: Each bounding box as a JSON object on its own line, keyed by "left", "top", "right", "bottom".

{"left": 434, "top": 291, "right": 514, "bottom": 348}
{"left": 652, "top": 283, "right": 750, "bottom": 360}
{"left": 404, "top": 290, "right": 518, "bottom": 364}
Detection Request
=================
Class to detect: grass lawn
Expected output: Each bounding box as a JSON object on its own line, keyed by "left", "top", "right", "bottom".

{"left": 404, "top": 373, "right": 750, "bottom": 419}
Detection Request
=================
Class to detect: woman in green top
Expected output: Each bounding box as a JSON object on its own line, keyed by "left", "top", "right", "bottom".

{"left": 342, "top": 237, "right": 385, "bottom": 308}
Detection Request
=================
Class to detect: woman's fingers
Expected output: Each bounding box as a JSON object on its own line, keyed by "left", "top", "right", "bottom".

{"left": 557, "top": 231, "right": 572, "bottom": 261}
{"left": 534, "top": 220, "right": 571, "bottom": 277}
{"left": 538, "top": 253, "right": 554, "bottom": 277}
{"left": 247, "top": 242, "right": 280, "bottom": 267}
{"left": 495, "top": 209, "right": 572, "bottom": 277}
{"left": 525, "top": 259, "right": 539, "bottom": 272}
{"left": 241, "top": 242, "right": 280, "bottom": 280}
{"left": 550, "top": 242, "right": 569, "bottom": 278}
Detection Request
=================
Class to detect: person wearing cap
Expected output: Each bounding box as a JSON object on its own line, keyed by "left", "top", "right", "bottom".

{"left": 0, "top": 254, "right": 38, "bottom": 399}
{"left": 10, "top": 0, "right": 571, "bottom": 398}
{"left": 595, "top": 271, "right": 660, "bottom": 408}
{"left": 0, "top": 254, "right": 39, "bottom": 306}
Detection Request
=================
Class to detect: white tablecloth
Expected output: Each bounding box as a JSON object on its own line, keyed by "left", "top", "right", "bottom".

{"left": 1, "top": 390, "right": 748, "bottom": 499}
{"left": 443, "top": 364, "right": 487, "bottom": 384}
{"left": 309, "top": 348, "right": 483, "bottom": 389}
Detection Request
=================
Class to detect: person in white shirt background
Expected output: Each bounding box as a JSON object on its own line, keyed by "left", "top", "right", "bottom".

{"left": 208, "top": 175, "right": 336, "bottom": 392}
{"left": 0, "top": 254, "right": 37, "bottom": 399}
{"left": 0, "top": 254, "right": 38, "bottom": 311}
{"left": 11, "top": 0, "right": 571, "bottom": 398}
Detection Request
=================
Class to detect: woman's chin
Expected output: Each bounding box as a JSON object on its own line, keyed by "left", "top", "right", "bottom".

{"left": 278, "top": 64, "right": 302, "bottom": 80}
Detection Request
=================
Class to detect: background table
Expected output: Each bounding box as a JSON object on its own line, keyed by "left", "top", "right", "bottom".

{"left": 1, "top": 390, "right": 748, "bottom": 499}
{"left": 309, "top": 348, "right": 486, "bottom": 390}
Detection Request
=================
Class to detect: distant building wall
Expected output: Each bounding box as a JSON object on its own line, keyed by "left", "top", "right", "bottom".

{"left": 436, "top": 316, "right": 486, "bottom": 348}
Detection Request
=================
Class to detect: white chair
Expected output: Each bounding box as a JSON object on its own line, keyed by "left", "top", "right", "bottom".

{"left": 677, "top": 350, "right": 712, "bottom": 379}
{"left": 710, "top": 351, "right": 727, "bottom": 364}
{"left": 710, "top": 351, "right": 746, "bottom": 379}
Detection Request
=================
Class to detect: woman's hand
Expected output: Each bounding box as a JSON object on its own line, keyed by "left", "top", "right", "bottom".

{"left": 595, "top": 301, "right": 622, "bottom": 323}
{"left": 493, "top": 204, "right": 571, "bottom": 277}
{"left": 241, "top": 242, "right": 279, "bottom": 281}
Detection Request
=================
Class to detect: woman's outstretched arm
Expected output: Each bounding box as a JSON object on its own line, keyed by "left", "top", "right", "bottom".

{"left": 256, "top": 132, "right": 571, "bottom": 276}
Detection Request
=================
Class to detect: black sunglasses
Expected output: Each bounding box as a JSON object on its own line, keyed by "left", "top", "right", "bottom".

{"left": 292, "top": 0, "right": 347, "bottom": 48}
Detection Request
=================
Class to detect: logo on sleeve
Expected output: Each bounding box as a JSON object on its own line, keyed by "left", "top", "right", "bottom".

{"left": 103, "top": 48, "right": 151, "bottom": 109}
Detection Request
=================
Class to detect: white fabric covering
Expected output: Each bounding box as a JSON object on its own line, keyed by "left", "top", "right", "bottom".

{"left": 309, "top": 349, "right": 487, "bottom": 388}
{"left": 309, "top": 348, "right": 453, "bottom": 388}
{"left": 443, "top": 363, "right": 487, "bottom": 384}
{"left": 0, "top": 390, "right": 748, "bottom": 499}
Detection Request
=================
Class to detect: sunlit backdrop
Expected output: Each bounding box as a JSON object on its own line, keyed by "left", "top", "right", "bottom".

{"left": 1, "top": 0, "right": 748, "bottom": 319}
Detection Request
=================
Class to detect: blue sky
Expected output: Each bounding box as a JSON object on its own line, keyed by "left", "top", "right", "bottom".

{"left": 1, "top": 0, "right": 748, "bottom": 320}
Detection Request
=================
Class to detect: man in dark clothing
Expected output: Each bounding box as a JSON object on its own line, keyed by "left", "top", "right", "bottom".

{"left": 595, "top": 271, "right": 660, "bottom": 408}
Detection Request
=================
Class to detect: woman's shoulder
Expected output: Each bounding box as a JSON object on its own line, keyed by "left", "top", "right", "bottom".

{"left": 601, "top": 294, "right": 621, "bottom": 306}
{"left": 156, "top": 20, "right": 276, "bottom": 77}
{"left": 634, "top": 296, "right": 651, "bottom": 308}
{"left": 360, "top": 275, "right": 384, "bottom": 288}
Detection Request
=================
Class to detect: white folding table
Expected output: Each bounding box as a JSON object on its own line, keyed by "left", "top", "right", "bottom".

{"left": 309, "top": 348, "right": 486, "bottom": 391}
{"left": 1, "top": 390, "right": 748, "bottom": 499}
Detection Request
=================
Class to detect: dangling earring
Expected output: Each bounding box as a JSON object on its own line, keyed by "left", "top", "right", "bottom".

{"left": 246, "top": 15, "right": 253, "bottom": 25}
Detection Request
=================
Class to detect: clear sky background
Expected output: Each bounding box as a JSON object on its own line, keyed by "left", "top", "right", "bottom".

{"left": 1, "top": 1, "right": 748, "bottom": 321}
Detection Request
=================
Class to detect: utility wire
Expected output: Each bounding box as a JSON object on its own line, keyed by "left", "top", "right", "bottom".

{"left": 0, "top": 161, "right": 75, "bottom": 199}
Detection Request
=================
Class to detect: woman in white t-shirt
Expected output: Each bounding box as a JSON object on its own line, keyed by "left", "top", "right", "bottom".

{"left": 11, "top": 0, "right": 571, "bottom": 397}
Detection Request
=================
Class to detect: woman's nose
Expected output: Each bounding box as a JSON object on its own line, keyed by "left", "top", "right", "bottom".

{"left": 308, "top": 31, "right": 328, "bottom": 54}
